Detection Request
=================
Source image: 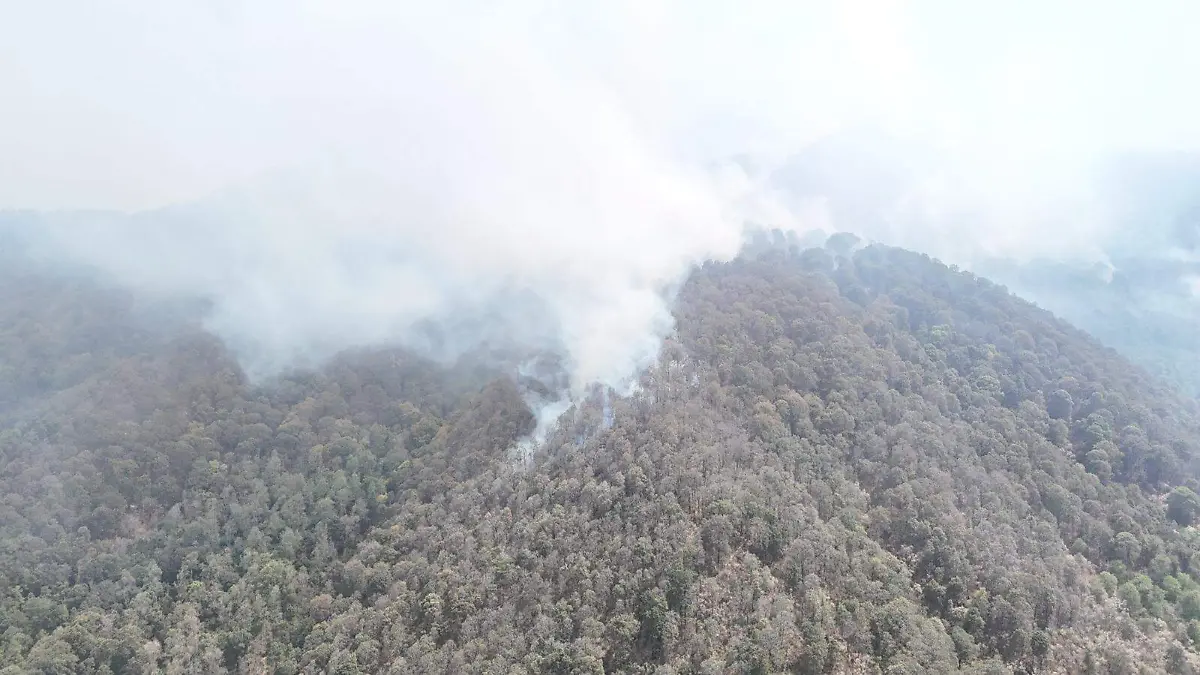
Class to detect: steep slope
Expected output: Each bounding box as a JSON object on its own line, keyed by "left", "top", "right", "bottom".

{"left": 971, "top": 253, "right": 1200, "bottom": 399}
{"left": 2, "top": 242, "right": 1200, "bottom": 673}
{"left": 766, "top": 132, "right": 1200, "bottom": 398}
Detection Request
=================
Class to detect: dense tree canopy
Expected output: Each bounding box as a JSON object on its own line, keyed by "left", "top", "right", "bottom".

{"left": 2, "top": 237, "right": 1200, "bottom": 673}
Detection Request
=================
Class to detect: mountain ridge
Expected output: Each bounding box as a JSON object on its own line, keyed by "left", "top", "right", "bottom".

{"left": 3, "top": 236, "right": 1200, "bottom": 672}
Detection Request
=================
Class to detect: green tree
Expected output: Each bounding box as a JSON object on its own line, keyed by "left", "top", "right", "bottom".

{"left": 1168, "top": 487, "right": 1200, "bottom": 526}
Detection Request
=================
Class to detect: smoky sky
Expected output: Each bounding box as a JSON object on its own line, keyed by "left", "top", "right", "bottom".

{"left": 4, "top": 0, "right": 1200, "bottom": 391}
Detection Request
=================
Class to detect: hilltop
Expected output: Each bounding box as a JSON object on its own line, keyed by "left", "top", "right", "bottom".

{"left": 2, "top": 238, "right": 1200, "bottom": 673}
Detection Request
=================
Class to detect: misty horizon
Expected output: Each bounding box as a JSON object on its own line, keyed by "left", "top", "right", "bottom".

{"left": 4, "top": 1, "right": 1200, "bottom": 399}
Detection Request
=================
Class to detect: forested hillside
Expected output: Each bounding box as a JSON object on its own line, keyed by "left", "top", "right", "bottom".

{"left": 972, "top": 255, "right": 1200, "bottom": 399}
{"left": 767, "top": 131, "right": 1200, "bottom": 398}
{"left": 4, "top": 240, "right": 1200, "bottom": 673}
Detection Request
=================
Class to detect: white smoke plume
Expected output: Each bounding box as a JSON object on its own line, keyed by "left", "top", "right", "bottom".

{"left": 1, "top": 1, "right": 772, "bottom": 393}
{"left": 4, "top": 0, "right": 1200, "bottom": 395}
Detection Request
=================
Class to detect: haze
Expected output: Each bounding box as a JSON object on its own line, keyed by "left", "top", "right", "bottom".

{"left": 3, "top": 0, "right": 1199, "bottom": 393}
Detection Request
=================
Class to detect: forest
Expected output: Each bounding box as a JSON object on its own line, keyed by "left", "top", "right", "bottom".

{"left": 768, "top": 130, "right": 1200, "bottom": 398}
{"left": 3, "top": 236, "right": 1200, "bottom": 673}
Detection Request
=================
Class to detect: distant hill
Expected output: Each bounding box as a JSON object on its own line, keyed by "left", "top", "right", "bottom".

{"left": 3, "top": 234, "right": 1200, "bottom": 672}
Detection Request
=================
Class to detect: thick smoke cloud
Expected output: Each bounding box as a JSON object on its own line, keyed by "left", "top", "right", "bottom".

{"left": 3, "top": 1, "right": 769, "bottom": 392}
{"left": 4, "top": 1, "right": 1200, "bottom": 394}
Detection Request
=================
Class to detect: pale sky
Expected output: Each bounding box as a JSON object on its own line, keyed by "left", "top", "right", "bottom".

{"left": 3, "top": 0, "right": 1199, "bottom": 211}
{"left": 5, "top": 0, "right": 1200, "bottom": 390}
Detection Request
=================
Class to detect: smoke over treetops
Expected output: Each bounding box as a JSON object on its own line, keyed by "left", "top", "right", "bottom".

{"left": 4, "top": 1, "right": 1200, "bottom": 396}
{"left": 2, "top": 2, "right": 782, "bottom": 395}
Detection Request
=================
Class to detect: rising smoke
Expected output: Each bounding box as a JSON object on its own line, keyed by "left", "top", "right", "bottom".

{"left": 3, "top": 1, "right": 775, "bottom": 396}
{"left": 4, "top": 1, "right": 1200, "bottom": 401}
